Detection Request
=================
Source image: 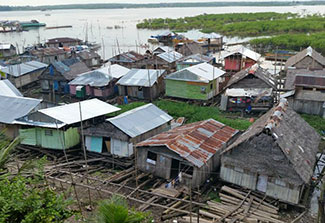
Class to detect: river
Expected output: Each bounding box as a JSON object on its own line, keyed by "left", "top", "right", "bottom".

{"left": 0, "top": 5, "right": 324, "bottom": 59}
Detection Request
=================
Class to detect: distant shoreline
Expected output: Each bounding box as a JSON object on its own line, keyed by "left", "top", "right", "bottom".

{"left": 1, "top": 1, "right": 325, "bottom": 12}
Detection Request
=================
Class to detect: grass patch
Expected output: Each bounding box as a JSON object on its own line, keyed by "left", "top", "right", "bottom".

{"left": 206, "top": 190, "right": 221, "bottom": 202}
{"left": 300, "top": 114, "right": 325, "bottom": 135}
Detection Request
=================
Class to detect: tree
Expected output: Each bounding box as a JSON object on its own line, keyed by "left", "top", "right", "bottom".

{"left": 96, "top": 195, "right": 152, "bottom": 223}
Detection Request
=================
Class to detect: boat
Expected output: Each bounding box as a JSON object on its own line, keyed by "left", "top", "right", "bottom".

{"left": 45, "top": 25, "right": 72, "bottom": 30}
{"left": 19, "top": 20, "right": 46, "bottom": 28}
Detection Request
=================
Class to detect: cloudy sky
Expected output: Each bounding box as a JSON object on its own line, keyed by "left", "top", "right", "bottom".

{"left": 0, "top": 0, "right": 311, "bottom": 6}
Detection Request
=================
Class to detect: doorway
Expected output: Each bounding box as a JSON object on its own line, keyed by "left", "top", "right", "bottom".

{"left": 170, "top": 159, "right": 180, "bottom": 179}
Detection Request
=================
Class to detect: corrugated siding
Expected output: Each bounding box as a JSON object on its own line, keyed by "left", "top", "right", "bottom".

{"left": 220, "top": 165, "right": 257, "bottom": 190}
{"left": 64, "top": 127, "right": 80, "bottom": 149}
{"left": 165, "top": 79, "right": 209, "bottom": 100}
{"left": 19, "top": 128, "right": 37, "bottom": 146}
{"left": 266, "top": 182, "right": 300, "bottom": 204}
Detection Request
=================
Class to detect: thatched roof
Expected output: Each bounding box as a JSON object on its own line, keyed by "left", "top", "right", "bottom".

{"left": 224, "top": 64, "right": 276, "bottom": 90}
{"left": 285, "top": 47, "right": 325, "bottom": 70}
{"left": 223, "top": 99, "right": 321, "bottom": 184}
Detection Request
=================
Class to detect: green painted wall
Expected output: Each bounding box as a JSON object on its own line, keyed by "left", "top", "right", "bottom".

{"left": 20, "top": 127, "right": 80, "bottom": 150}
{"left": 165, "top": 79, "right": 215, "bottom": 100}
{"left": 64, "top": 127, "right": 80, "bottom": 149}
{"left": 176, "top": 64, "right": 190, "bottom": 71}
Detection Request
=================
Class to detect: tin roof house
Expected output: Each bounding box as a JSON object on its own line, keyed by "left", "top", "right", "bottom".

{"left": 116, "top": 68, "right": 166, "bottom": 100}
{"left": 109, "top": 51, "right": 145, "bottom": 68}
{"left": 17, "top": 99, "right": 120, "bottom": 150}
{"left": 220, "top": 99, "right": 320, "bottom": 204}
{"left": 285, "top": 47, "right": 325, "bottom": 70}
{"left": 39, "top": 58, "right": 90, "bottom": 99}
{"left": 219, "top": 64, "right": 276, "bottom": 112}
{"left": 283, "top": 69, "right": 325, "bottom": 117}
{"left": 0, "top": 61, "right": 48, "bottom": 88}
{"left": 0, "top": 43, "right": 16, "bottom": 58}
{"left": 176, "top": 53, "right": 214, "bottom": 71}
{"left": 222, "top": 46, "right": 261, "bottom": 72}
{"left": 83, "top": 103, "right": 172, "bottom": 156}
{"left": 69, "top": 64, "right": 130, "bottom": 99}
{"left": 165, "top": 62, "right": 226, "bottom": 101}
{"left": 136, "top": 119, "right": 239, "bottom": 187}
{"left": 0, "top": 79, "right": 42, "bottom": 139}
{"left": 30, "top": 47, "right": 68, "bottom": 64}
{"left": 76, "top": 50, "right": 101, "bottom": 68}
{"left": 46, "top": 37, "right": 82, "bottom": 48}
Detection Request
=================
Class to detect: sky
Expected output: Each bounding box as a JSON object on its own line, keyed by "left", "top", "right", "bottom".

{"left": 0, "top": 0, "right": 315, "bottom": 6}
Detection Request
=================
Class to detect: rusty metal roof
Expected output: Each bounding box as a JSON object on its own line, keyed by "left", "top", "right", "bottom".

{"left": 137, "top": 119, "right": 238, "bottom": 168}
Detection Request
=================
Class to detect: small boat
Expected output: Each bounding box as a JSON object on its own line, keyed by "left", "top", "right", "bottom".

{"left": 20, "top": 20, "right": 46, "bottom": 28}
{"left": 45, "top": 13, "right": 51, "bottom": 16}
{"left": 45, "top": 25, "right": 72, "bottom": 30}
{"left": 106, "top": 26, "right": 113, "bottom": 29}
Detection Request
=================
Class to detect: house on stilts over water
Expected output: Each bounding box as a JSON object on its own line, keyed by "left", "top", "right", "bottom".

{"left": 220, "top": 99, "right": 321, "bottom": 205}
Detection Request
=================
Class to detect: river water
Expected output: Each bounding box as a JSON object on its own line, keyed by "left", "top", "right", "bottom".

{"left": 0, "top": 5, "right": 324, "bottom": 59}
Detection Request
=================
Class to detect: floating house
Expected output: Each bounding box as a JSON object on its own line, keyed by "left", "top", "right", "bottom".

{"left": 285, "top": 47, "right": 325, "bottom": 70}
{"left": 165, "top": 62, "right": 226, "bottom": 100}
{"left": 220, "top": 99, "right": 320, "bottom": 204}
{"left": 46, "top": 37, "right": 82, "bottom": 48}
{"left": 0, "top": 61, "right": 47, "bottom": 88}
{"left": 220, "top": 65, "right": 276, "bottom": 112}
{"left": 69, "top": 64, "right": 130, "bottom": 98}
{"left": 200, "top": 33, "right": 223, "bottom": 53}
{"left": 136, "top": 119, "right": 239, "bottom": 187}
{"left": 30, "top": 47, "right": 68, "bottom": 64}
{"left": 0, "top": 43, "right": 16, "bottom": 58}
{"left": 117, "top": 68, "right": 166, "bottom": 100}
{"left": 17, "top": 99, "right": 120, "bottom": 150}
{"left": 0, "top": 80, "right": 41, "bottom": 139}
{"left": 222, "top": 46, "right": 261, "bottom": 72}
{"left": 109, "top": 51, "right": 145, "bottom": 68}
{"left": 284, "top": 69, "right": 325, "bottom": 117}
{"left": 83, "top": 103, "right": 172, "bottom": 156}
{"left": 39, "top": 58, "right": 90, "bottom": 96}
{"left": 76, "top": 50, "right": 101, "bottom": 68}
{"left": 176, "top": 53, "right": 214, "bottom": 70}
{"left": 151, "top": 31, "right": 177, "bottom": 45}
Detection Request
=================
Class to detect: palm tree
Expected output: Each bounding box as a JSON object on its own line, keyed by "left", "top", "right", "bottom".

{"left": 96, "top": 195, "right": 151, "bottom": 223}
{"left": 0, "top": 132, "right": 19, "bottom": 169}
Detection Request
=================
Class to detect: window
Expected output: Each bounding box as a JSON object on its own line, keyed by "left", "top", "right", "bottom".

{"left": 200, "top": 87, "right": 206, "bottom": 94}
{"left": 138, "top": 86, "right": 143, "bottom": 91}
{"left": 45, "top": 129, "right": 53, "bottom": 136}
{"left": 180, "top": 163, "right": 193, "bottom": 175}
{"left": 146, "top": 151, "right": 157, "bottom": 165}
{"left": 210, "top": 83, "right": 213, "bottom": 90}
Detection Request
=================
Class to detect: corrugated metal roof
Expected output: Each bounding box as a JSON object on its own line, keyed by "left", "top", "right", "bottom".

{"left": 0, "top": 79, "right": 23, "bottom": 97}
{"left": 0, "top": 61, "right": 47, "bottom": 77}
{"left": 107, "top": 103, "right": 173, "bottom": 138}
{"left": 179, "top": 53, "right": 213, "bottom": 63}
{"left": 166, "top": 62, "right": 225, "bottom": 83}
{"left": 31, "top": 47, "right": 66, "bottom": 56}
{"left": 153, "top": 46, "right": 174, "bottom": 54}
{"left": 157, "top": 51, "right": 183, "bottom": 63}
{"left": 222, "top": 46, "right": 261, "bottom": 62}
{"left": 225, "top": 88, "right": 273, "bottom": 97}
{"left": 38, "top": 99, "right": 120, "bottom": 125}
{"left": 0, "top": 43, "right": 12, "bottom": 50}
{"left": 295, "top": 74, "right": 325, "bottom": 88}
{"left": 202, "top": 32, "right": 222, "bottom": 39}
{"left": 117, "top": 68, "right": 165, "bottom": 87}
{"left": 137, "top": 119, "right": 238, "bottom": 168}
{"left": 69, "top": 65, "right": 130, "bottom": 87}
{"left": 0, "top": 95, "right": 41, "bottom": 124}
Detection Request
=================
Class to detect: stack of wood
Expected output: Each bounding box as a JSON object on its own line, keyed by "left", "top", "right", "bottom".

{"left": 179, "top": 185, "right": 284, "bottom": 223}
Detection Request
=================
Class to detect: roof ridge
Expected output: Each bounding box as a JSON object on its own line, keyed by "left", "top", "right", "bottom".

{"left": 265, "top": 98, "right": 288, "bottom": 132}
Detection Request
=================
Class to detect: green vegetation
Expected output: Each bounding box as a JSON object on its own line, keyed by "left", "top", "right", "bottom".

{"left": 137, "top": 13, "right": 325, "bottom": 37}
{"left": 250, "top": 32, "right": 325, "bottom": 54}
{"left": 300, "top": 114, "right": 325, "bottom": 135}
{"left": 1, "top": 1, "right": 325, "bottom": 12}
{"left": 114, "top": 100, "right": 252, "bottom": 131}
{"left": 96, "top": 195, "right": 152, "bottom": 223}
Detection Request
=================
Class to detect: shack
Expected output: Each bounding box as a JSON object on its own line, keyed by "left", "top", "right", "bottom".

{"left": 83, "top": 103, "right": 172, "bottom": 156}
{"left": 76, "top": 50, "right": 101, "bottom": 68}
{"left": 152, "top": 46, "right": 174, "bottom": 55}
{"left": 39, "top": 58, "right": 90, "bottom": 97}
{"left": 219, "top": 65, "right": 276, "bottom": 112}
{"left": 136, "top": 119, "right": 239, "bottom": 187}
{"left": 222, "top": 46, "right": 261, "bottom": 72}
{"left": 156, "top": 50, "right": 183, "bottom": 69}
{"left": 200, "top": 33, "right": 223, "bottom": 53}
{"left": 117, "top": 68, "right": 166, "bottom": 100}
{"left": 30, "top": 47, "right": 68, "bottom": 64}
{"left": 284, "top": 69, "right": 325, "bottom": 117}
{"left": 69, "top": 64, "right": 130, "bottom": 98}
{"left": 165, "top": 62, "right": 226, "bottom": 100}
{"left": 0, "top": 80, "right": 41, "bottom": 139}
{"left": 176, "top": 53, "right": 214, "bottom": 70}
{"left": 17, "top": 99, "right": 120, "bottom": 150}
{"left": 285, "top": 46, "right": 325, "bottom": 70}
{"left": 176, "top": 42, "right": 203, "bottom": 57}
{"left": 46, "top": 37, "right": 82, "bottom": 48}
{"left": 109, "top": 51, "right": 145, "bottom": 68}
{"left": 0, "top": 43, "right": 16, "bottom": 58}
{"left": 220, "top": 99, "right": 320, "bottom": 204}
{"left": 0, "top": 61, "right": 47, "bottom": 88}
